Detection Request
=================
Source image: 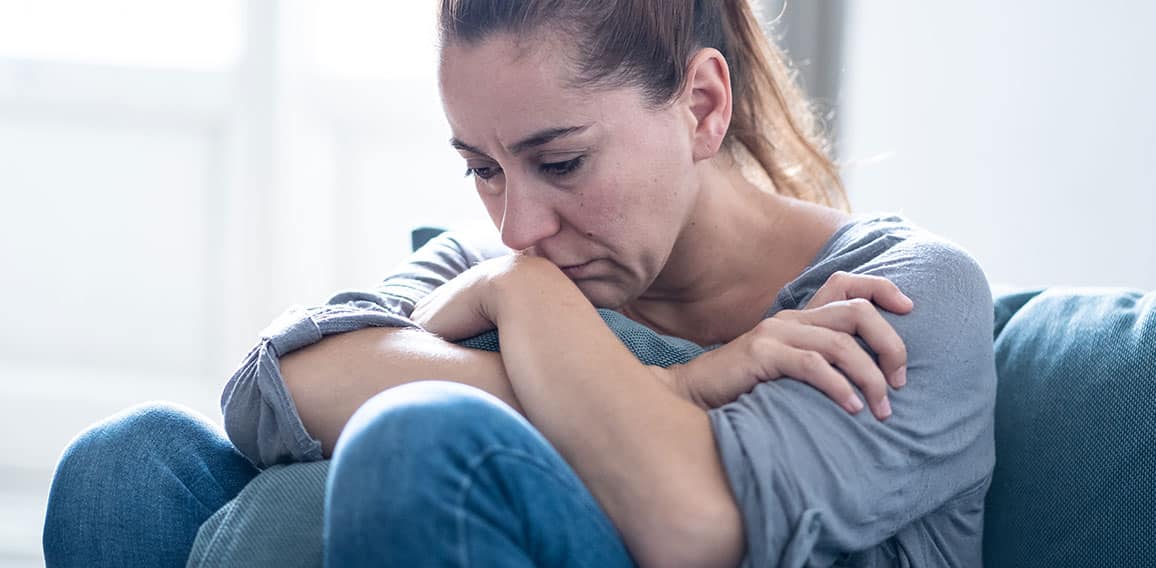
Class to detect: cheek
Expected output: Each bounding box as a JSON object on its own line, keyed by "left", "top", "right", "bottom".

{"left": 479, "top": 191, "right": 504, "bottom": 227}
{"left": 588, "top": 162, "right": 684, "bottom": 236}
{"left": 578, "top": 175, "right": 673, "bottom": 269}
{"left": 595, "top": 160, "right": 689, "bottom": 269}
{"left": 570, "top": 185, "right": 633, "bottom": 241}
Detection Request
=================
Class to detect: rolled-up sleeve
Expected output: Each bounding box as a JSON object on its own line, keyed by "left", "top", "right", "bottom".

{"left": 220, "top": 229, "right": 511, "bottom": 469}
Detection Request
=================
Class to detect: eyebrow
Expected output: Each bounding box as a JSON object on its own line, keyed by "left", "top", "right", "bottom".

{"left": 450, "top": 124, "right": 591, "bottom": 157}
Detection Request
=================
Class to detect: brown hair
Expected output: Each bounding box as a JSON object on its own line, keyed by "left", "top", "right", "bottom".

{"left": 438, "top": 0, "right": 849, "bottom": 211}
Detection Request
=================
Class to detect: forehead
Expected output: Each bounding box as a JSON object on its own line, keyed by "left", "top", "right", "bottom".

{"left": 438, "top": 34, "right": 635, "bottom": 149}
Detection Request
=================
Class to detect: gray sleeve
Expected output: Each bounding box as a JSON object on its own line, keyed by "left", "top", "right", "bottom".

{"left": 220, "top": 229, "right": 512, "bottom": 469}
{"left": 707, "top": 240, "right": 998, "bottom": 567}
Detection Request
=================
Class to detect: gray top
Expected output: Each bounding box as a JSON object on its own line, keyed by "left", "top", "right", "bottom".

{"left": 219, "top": 214, "right": 996, "bottom": 567}
{"left": 709, "top": 214, "right": 996, "bottom": 566}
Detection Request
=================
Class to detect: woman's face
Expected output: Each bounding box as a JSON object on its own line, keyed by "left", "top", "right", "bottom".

{"left": 439, "top": 33, "right": 701, "bottom": 308}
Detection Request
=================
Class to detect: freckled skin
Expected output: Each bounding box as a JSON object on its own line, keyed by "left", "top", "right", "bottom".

{"left": 438, "top": 34, "right": 699, "bottom": 309}
{"left": 439, "top": 31, "right": 847, "bottom": 343}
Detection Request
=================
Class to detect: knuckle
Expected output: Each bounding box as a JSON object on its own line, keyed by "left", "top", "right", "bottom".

{"left": 833, "top": 333, "right": 860, "bottom": 356}
{"left": 888, "top": 337, "right": 909, "bottom": 360}
{"left": 748, "top": 333, "right": 779, "bottom": 357}
{"left": 862, "top": 371, "right": 888, "bottom": 396}
{"left": 752, "top": 319, "right": 778, "bottom": 339}
{"left": 798, "top": 351, "right": 828, "bottom": 374}
{"left": 755, "top": 317, "right": 778, "bottom": 333}
{"left": 847, "top": 298, "right": 875, "bottom": 318}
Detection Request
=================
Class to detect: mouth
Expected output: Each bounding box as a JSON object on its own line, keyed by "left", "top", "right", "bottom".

{"left": 560, "top": 260, "right": 598, "bottom": 278}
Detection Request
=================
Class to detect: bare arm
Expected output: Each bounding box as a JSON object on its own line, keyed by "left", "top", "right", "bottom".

{"left": 279, "top": 326, "right": 523, "bottom": 458}
{"left": 486, "top": 257, "right": 744, "bottom": 568}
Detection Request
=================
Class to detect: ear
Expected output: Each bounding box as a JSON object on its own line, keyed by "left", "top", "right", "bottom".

{"left": 681, "top": 48, "right": 733, "bottom": 162}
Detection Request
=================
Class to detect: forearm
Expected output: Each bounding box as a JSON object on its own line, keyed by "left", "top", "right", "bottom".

{"left": 492, "top": 261, "right": 744, "bottom": 568}
{"left": 279, "top": 326, "right": 522, "bottom": 457}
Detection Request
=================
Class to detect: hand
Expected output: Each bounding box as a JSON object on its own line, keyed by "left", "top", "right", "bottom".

{"left": 668, "top": 272, "right": 912, "bottom": 420}
{"left": 410, "top": 254, "right": 560, "bottom": 341}
{"left": 802, "top": 271, "right": 912, "bottom": 392}
{"left": 804, "top": 270, "right": 913, "bottom": 314}
{"left": 410, "top": 256, "right": 509, "bottom": 341}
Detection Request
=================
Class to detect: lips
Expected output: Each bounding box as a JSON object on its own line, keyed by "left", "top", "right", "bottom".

{"left": 560, "top": 259, "right": 598, "bottom": 278}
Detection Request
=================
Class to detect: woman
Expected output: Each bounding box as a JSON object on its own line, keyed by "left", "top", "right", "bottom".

{"left": 44, "top": 0, "right": 996, "bottom": 566}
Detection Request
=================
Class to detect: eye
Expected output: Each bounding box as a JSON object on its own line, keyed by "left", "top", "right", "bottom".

{"left": 540, "top": 156, "right": 584, "bottom": 177}
{"left": 464, "top": 165, "right": 502, "bottom": 180}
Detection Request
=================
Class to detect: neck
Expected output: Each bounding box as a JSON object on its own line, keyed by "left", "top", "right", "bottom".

{"left": 621, "top": 154, "right": 848, "bottom": 345}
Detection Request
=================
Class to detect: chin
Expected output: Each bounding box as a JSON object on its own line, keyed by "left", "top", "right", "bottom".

{"left": 572, "top": 280, "right": 629, "bottom": 310}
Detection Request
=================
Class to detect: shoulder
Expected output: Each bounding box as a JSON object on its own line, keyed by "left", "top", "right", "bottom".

{"left": 783, "top": 214, "right": 995, "bottom": 375}
{"left": 787, "top": 213, "right": 991, "bottom": 318}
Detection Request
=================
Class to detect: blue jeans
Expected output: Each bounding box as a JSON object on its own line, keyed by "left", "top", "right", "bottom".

{"left": 42, "top": 402, "right": 259, "bottom": 567}
{"left": 44, "top": 381, "right": 637, "bottom": 566}
{"left": 325, "top": 380, "right": 637, "bottom": 567}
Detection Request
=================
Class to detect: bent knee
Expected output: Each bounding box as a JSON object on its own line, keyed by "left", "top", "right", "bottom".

{"left": 335, "top": 380, "right": 533, "bottom": 459}
{"left": 55, "top": 401, "right": 222, "bottom": 471}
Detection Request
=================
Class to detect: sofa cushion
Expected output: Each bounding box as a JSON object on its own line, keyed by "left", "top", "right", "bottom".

{"left": 186, "top": 460, "right": 329, "bottom": 568}
{"left": 985, "top": 288, "right": 1156, "bottom": 566}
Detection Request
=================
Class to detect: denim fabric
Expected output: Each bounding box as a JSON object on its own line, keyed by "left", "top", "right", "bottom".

{"left": 324, "top": 380, "right": 638, "bottom": 568}
{"left": 42, "top": 403, "right": 258, "bottom": 567}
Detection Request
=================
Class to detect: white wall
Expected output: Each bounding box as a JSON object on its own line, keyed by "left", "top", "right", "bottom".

{"left": 0, "top": 2, "right": 488, "bottom": 565}
{"left": 839, "top": 1, "right": 1156, "bottom": 290}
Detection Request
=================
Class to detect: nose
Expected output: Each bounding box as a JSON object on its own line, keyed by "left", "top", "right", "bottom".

{"left": 498, "top": 179, "right": 561, "bottom": 252}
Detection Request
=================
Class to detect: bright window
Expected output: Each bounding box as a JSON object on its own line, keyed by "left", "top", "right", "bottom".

{"left": 0, "top": 0, "right": 241, "bottom": 69}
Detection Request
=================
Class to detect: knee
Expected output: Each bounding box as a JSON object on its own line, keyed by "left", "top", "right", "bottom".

{"left": 45, "top": 403, "right": 253, "bottom": 564}
{"left": 48, "top": 402, "right": 234, "bottom": 508}
{"left": 333, "top": 380, "right": 529, "bottom": 466}
{"left": 55, "top": 402, "right": 216, "bottom": 471}
{"left": 45, "top": 402, "right": 222, "bottom": 539}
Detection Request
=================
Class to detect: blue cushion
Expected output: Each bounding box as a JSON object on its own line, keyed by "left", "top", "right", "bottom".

{"left": 985, "top": 288, "right": 1156, "bottom": 566}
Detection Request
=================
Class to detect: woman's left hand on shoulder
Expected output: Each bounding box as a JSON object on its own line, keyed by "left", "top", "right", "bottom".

{"left": 669, "top": 271, "right": 914, "bottom": 418}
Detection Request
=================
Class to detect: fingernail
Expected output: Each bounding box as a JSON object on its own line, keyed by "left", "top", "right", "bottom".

{"left": 894, "top": 367, "right": 907, "bottom": 388}
{"left": 877, "top": 397, "right": 892, "bottom": 419}
{"left": 843, "top": 394, "right": 864, "bottom": 413}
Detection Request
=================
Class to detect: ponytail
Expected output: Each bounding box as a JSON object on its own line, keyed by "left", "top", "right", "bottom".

{"left": 719, "top": 0, "right": 849, "bottom": 210}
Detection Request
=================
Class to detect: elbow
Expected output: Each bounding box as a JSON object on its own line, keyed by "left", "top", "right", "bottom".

{"left": 641, "top": 498, "right": 745, "bottom": 568}
{"left": 222, "top": 340, "right": 325, "bottom": 469}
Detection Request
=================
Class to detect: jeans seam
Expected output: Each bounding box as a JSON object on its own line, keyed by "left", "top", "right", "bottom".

{"left": 452, "top": 446, "right": 612, "bottom": 567}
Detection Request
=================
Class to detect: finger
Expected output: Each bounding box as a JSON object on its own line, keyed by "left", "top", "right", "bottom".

{"left": 772, "top": 346, "right": 865, "bottom": 415}
{"left": 782, "top": 324, "right": 892, "bottom": 420}
{"left": 807, "top": 272, "right": 914, "bottom": 314}
{"left": 796, "top": 299, "right": 909, "bottom": 390}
